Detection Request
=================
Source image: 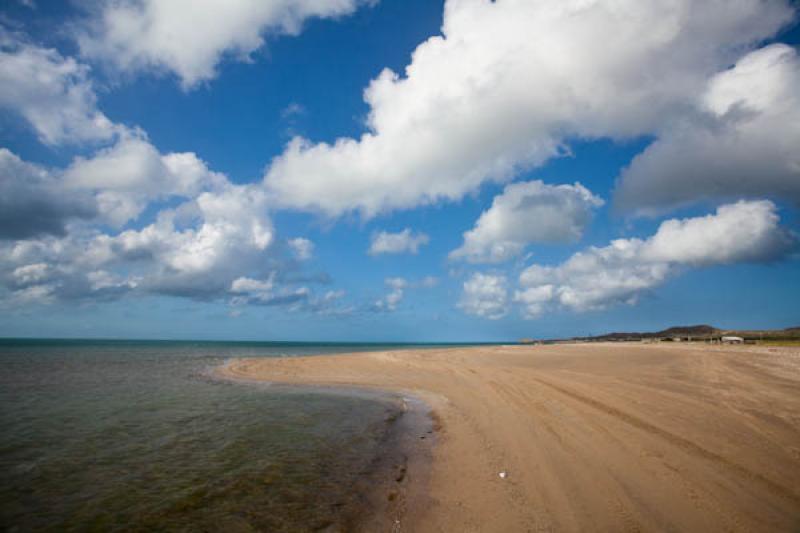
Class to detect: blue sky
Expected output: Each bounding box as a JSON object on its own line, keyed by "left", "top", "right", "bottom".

{"left": 0, "top": 0, "right": 798, "bottom": 341}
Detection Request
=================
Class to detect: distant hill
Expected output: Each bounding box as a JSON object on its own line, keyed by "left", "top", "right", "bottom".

{"left": 569, "top": 325, "right": 800, "bottom": 342}
{"left": 576, "top": 325, "right": 718, "bottom": 341}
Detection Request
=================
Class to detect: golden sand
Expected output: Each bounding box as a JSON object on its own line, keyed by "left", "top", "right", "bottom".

{"left": 218, "top": 343, "right": 800, "bottom": 532}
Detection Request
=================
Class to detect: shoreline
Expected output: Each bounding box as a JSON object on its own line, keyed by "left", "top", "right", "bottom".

{"left": 217, "top": 343, "right": 800, "bottom": 532}
{"left": 214, "top": 364, "right": 438, "bottom": 532}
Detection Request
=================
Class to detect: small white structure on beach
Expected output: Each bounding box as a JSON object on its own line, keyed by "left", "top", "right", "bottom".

{"left": 721, "top": 336, "right": 744, "bottom": 344}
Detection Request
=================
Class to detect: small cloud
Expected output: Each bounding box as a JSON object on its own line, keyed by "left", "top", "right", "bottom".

{"left": 230, "top": 274, "right": 351, "bottom": 315}
{"left": 288, "top": 237, "right": 314, "bottom": 261}
{"left": 372, "top": 277, "right": 405, "bottom": 311}
{"left": 450, "top": 180, "right": 603, "bottom": 264}
{"left": 515, "top": 200, "right": 796, "bottom": 317}
{"left": 420, "top": 276, "right": 439, "bottom": 288}
{"left": 368, "top": 228, "right": 429, "bottom": 256}
{"left": 372, "top": 275, "right": 438, "bottom": 312}
{"left": 458, "top": 272, "right": 509, "bottom": 320}
{"left": 281, "top": 102, "right": 306, "bottom": 119}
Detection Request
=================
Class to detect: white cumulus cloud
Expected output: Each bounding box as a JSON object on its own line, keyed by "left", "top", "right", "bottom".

{"left": 63, "top": 131, "right": 228, "bottom": 226}
{"left": 0, "top": 32, "right": 340, "bottom": 311}
{"left": 77, "top": 0, "right": 373, "bottom": 88}
{"left": 373, "top": 277, "right": 406, "bottom": 312}
{"left": 615, "top": 44, "right": 800, "bottom": 214}
{"left": 0, "top": 31, "right": 117, "bottom": 145}
{"left": 372, "top": 275, "right": 438, "bottom": 312}
{"left": 263, "top": 0, "right": 793, "bottom": 217}
{"left": 515, "top": 200, "right": 796, "bottom": 317}
{"left": 458, "top": 272, "right": 509, "bottom": 320}
{"left": 450, "top": 180, "right": 603, "bottom": 263}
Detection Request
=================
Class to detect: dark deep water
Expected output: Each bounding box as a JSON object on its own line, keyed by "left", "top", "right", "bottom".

{"left": 0, "top": 339, "right": 453, "bottom": 531}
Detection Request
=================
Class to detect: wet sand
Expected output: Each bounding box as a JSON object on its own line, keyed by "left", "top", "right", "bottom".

{"left": 218, "top": 343, "right": 800, "bottom": 532}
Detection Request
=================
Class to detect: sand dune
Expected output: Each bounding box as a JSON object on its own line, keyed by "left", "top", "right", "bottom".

{"left": 219, "top": 343, "right": 800, "bottom": 532}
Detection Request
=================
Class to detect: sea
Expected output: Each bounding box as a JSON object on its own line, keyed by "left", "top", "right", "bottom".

{"left": 0, "top": 339, "right": 465, "bottom": 532}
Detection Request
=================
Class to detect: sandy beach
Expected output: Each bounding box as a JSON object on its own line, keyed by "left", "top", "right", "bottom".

{"left": 219, "top": 343, "right": 800, "bottom": 532}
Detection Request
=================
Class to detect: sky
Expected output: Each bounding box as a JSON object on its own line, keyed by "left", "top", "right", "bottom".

{"left": 0, "top": 0, "right": 798, "bottom": 342}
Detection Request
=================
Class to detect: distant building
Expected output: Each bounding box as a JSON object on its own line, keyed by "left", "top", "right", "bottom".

{"left": 721, "top": 336, "right": 744, "bottom": 344}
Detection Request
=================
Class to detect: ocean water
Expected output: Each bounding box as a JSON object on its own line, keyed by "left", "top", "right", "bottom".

{"left": 0, "top": 339, "right": 448, "bottom": 532}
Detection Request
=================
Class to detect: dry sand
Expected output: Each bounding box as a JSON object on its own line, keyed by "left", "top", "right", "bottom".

{"left": 218, "top": 343, "right": 800, "bottom": 532}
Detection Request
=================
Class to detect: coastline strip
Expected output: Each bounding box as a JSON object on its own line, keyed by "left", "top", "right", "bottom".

{"left": 217, "top": 343, "right": 800, "bottom": 532}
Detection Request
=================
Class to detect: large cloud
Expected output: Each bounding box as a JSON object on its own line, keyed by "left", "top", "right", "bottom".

{"left": 0, "top": 30, "right": 117, "bottom": 145}
{"left": 77, "top": 0, "right": 373, "bottom": 88}
{"left": 615, "top": 44, "right": 800, "bottom": 214}
{"left": 0, "top": 182, "right": 274, "bottom": 302}
{"left": 0, "top": 33, "right": 231, "bottom": 229}
{"left": 515, "top": 200, "right": 796, "bottom": 317}
{"left": 101, "top": 184, "right": 275, "bottom": 297}
{"left": 0, "top": 29, "right": 337, "bottom": 311}
{"left": 0, "top": 133, "right": 320, "bottom": 306}
{"left": 0, "top": 149, "right": 339, "bottom": 309}
{"left": 450, "top": 180, "right": 603, "bottom": 263}
{"left": 264, "top": 0, "right": 793, "bottom": 217}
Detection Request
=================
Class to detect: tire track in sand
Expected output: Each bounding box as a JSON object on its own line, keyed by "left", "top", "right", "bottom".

{"left": 532, "top": 377, "right": 800, "bottom": 507}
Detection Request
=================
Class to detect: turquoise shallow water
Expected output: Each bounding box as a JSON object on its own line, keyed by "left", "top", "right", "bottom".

{"left": 0, "top": 339, "right": 460, "bottom": 531}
